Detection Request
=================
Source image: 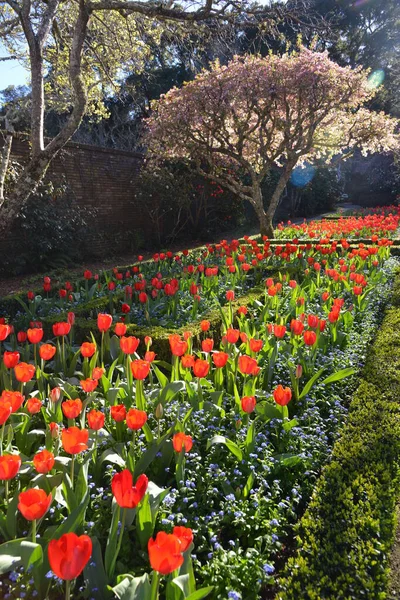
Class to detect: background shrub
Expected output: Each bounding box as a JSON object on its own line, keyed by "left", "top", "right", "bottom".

{"left": 0, "top": 180, "right": 95, "bottom": 276}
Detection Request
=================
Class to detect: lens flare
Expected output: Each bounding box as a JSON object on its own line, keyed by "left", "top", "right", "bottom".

{"left": 367, "top": 69, "right": 385, "bottom": 90}
{"left": 290, "top": 164, "right": 316, "bottom": 188}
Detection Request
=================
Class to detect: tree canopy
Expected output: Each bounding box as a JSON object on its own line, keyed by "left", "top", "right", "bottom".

{"left": 146, "top": 47, "right": 399, "bottom": 235}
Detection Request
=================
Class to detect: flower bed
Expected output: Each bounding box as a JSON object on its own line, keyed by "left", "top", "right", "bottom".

{"left": 0, "top": 214, "right": 398, "bottom": 600}
{"left": 277, "top": 205, "right": 400, "bottom": 239}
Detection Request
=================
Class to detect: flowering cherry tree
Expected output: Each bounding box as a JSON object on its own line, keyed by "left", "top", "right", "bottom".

{"left": 146, "top": 48, "right": 399, "bottom": 236}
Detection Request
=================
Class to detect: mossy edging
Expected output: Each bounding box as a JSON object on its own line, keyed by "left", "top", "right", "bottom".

{"left": 276, "top": 269, "right": 400, "bottom": 600}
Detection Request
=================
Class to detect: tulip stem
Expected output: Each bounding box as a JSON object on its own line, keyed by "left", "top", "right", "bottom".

{"left": 0, "top": 421, "right": 5, "bottom": 456}
{"left": 32, "top": 519, "right": 36, "bottom": 543}
{"left": 150, "top": 570, "right": 160, "bottom": 600}
{"left": 65, "top": 580, "right": 71, "bottom": 600}
{"left": 4, "top": 480, "right": 8, "bottom": 505}
{"left": 70, "top": 455, "right": 75, "bottom": 488}
{"left": 110, "top": 507, "right": 126, "bottom": 579}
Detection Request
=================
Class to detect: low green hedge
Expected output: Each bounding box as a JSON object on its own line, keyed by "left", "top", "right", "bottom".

{"left": 58, "top": 285, "right": 266, "bottom": 360}
{"left": 277, "top": 275, "right": 400, "bottom": 600}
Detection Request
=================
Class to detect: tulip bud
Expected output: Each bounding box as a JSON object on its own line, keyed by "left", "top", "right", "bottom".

{"left": 50, "top": 387, "right": 61, "bottom": 403}
{"left": 295, "top": 364, "right": 303, "bottom": 379}
{"left": 155, "top": 403, "right": 164, "bottom": 420}
{"left": 49, "top": 422, "right": 59, "bottom": 439}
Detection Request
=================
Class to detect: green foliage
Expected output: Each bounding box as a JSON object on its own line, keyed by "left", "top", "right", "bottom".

{"left": 0, "top": 182, "right": 95, "bottom": 276}
{"left": 295, "top": 167, "right": 341, "bottom": 217}
{"left": 135, "top": 161, "right": 243, "bottom": 246}
{"left": 278, "top": 271, "right": 400, "bottom": 600}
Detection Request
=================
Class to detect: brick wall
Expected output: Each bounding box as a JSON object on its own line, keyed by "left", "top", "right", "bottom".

{"left": 1, "top": 134, "right": 155, "bottom": 256}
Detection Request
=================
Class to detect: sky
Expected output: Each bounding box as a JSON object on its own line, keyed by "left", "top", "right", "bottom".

{"left": 0, "top": 0, "right": 272, "bottom": 90}
{"left": 0, "top": 43, "right": 29, "bottom": 90}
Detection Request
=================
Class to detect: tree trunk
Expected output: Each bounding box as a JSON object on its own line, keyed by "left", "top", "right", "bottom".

{"left": 0, "top": 152, "right": 52, "bottom": 231}
{"left": 0, "top": 0, "right": 90, "bottom": 233}
{"left": 265, "top": 160, "right": 297, "bottom": 233}
{"left": 30, "top": 48, "right": 45, "bottom": 156}
{"left": 0, "top": 132, "right": 13, "bottom": 208}
{"left": 252, "top": 182, "right": 274, "bottom": 237}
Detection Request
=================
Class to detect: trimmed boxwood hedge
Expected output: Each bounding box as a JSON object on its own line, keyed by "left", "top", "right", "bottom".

{"left": 277, "top": 271, "right": 400, "bottom": 600}
{"left": 56, "top": 285, "right": 266, "bottom": 360}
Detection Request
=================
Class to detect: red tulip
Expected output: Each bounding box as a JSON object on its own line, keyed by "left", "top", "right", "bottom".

{"left": 80, "top": 379, "right": 98, "bottom": 393}
{"left": 126, "top": 409, "right": 148, "bottom": 430}
{"left": 172, "top": 432, "right": 193, "bottom": 453}
{"left": 111, "top": 404, "right": 126, "bottom": 422}
{"left": 26, "top": 398, "right": 42, "bottom": 414}
{"left": 181, "top": 354, "right": 195, "bottom": 369}
{"left": 201, "top": 339, "right": 214, "bottom": 353}
{"left": 17, "top": 331, "right": 27, "bottom": 343}
{"left": 120, "top": 336, "right": 140, "bottom": 355}
{"left": 290, "top": 319, "right": 304, "bottom": 336}
{"left": 173, "top": 526, "right": 194, "bottom": 552}
{"left": 33, "top": 449, "right": 55, "bottom": 474}
{"left": 226, "top": 290, "right": 235, "bottom": 301}
{"left": 238, "top": 355, "right": 260, "bottom": 376}
{"left": 148, "top": 532, "right": 184, "bottom": 575}
{"left": 212, "top": 352, "right": 229, "bottom": 368}
{"left": 226, "top": 328, "right": 240, "bottom": 344}
{"left": 14, "top": 362, "right": 35, "bottom": 383}
{"left": 0, "top": 390, "right": 24, "bottom": 412}
{"left": 114, "top": 322, "right": 127, "bottom": 336}
{"left": 303, "top": 331, "right": 317, "bottom": 346}
{"left": 97, "top": 313, "right": 113, "bottom": 332}
{"left": 48, "top": 533, "right": 92, "bottom": 580}
{"left": 52, "top": 322, "right": 71, "bottom": 337}
{"left": 0, "top": 400, "right": 12, "bottom": 425}
{"left": 80, "top": 342, "right": 96, "bottom": 358}
{"left": 87, "top": 409, "right": 105, "bottom": 430}
{"left": 130, "top": 359, "right": 150, "bottom": 380}
{"left": 144, "top": 351, "right": 156, "bottom": 363}
{"left": 241, "top": 396, "right": 256, "bottom": 413}
{"left": 193, "top": 359, "right": 210, "bottom": 378}
{"left": 62, "top": 399, "right": 83, "bottom": 419}
{"left": 273, "top": 385, "right": 292, "bottom": 406}
{"left": 0, "top": 324, "right": 12, "bottom": 341}
{"left": 273, "top": 324, "right": 286, "bottom": 339}
{"left": 111, "top": 469, "right": 148, "bottom": 508}
{"left": 169, "top": 335, "right": 188, "bottom": 357}
{"left": 18, "top": 488, "right": 52, "bottom": 521}
{"left": 39, "top": 344, "right": 56, "bottom": 361}
{"left": 3, "top": 351, "right": 20, "bottom": 369}
{"left": 0, "top": 454, "right": 21, "bottom": 480}
{"left": 62, "top": 427, "right": 89, "bottom": 454}
{"left": 249, "top": 339, "right": 263, "bottom": 353}
{"left": 200, "top": 320, "right": 210, "bottom": 332}
{"left": 307, "top": 315, "right": 319, "bottom": 328}
{"left": 92, "top": 367, "right": 105, "bottom": 381}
